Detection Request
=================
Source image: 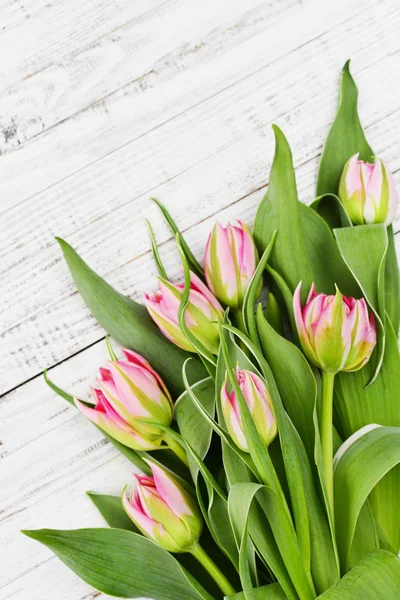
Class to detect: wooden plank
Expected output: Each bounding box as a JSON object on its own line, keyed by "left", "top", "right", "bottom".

{"left": 0, "top": 0, "right": 352, "bottom": 211}
{"left": 1, "top": 45, "right": 400, "bottom": 393}
{"left": 1, "top": 3, "right": 400, "bottom": 597}
{"left": 0, "top": 0, "right": 167, "bottom": 92}
{"left": 0, "top": 0, "right": 296, "bottom": 158}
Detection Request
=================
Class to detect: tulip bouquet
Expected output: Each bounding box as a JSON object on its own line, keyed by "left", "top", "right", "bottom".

{"left": 23, "top": 62, "right": 400, "bottom": 599}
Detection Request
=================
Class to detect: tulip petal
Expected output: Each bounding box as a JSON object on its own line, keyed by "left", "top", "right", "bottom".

{"left": 74, "top": 398, "right": 159, "bottom": 451}
{"left": 146, "top": 461, "right": 194, "bottom": 517}
{"left": 122, "top": 488, "right": 162, "bottom": 540}
{"left": 189, "top": 272, "right": 223, "bottom": 314}
{"left": 122, "top": 348, "right": 172, "bottom": 401}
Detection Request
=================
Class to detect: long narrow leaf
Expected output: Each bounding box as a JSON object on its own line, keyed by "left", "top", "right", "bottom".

{"left": 384, "top": 225, "right": 400, "bottom": 335}
{"left": 242, "top": 230, "right": 277, "bottom": 345}
{"left": 316, "top": 60, "right": 373, "bottom": 196}
{"left": 152, "top": 198, "right": 204, "bottom": 277}
{"left": 146, "top": 219, "right": 168, "bottom": 279}
{"left": 56, "top": 238, "right": 206, "bottom": 396}
{"left": 227, "top": 321, "right": 340, "bottom": 593}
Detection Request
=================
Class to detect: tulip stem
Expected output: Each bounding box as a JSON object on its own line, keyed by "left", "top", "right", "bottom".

{"left": 232, "top": 308, "right": 245, "bottom": 332}
{"left": 163, "top": 432, "right": 189, "bottom": 467}
{"left": 191, "top": 543, "right": 236, "bottom": 596}
{"left": 321, "top": 371, "right": 335, "bottom": 514}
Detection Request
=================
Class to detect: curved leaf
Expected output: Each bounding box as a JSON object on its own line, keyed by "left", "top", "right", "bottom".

{"left": 175, "top": 377, "right": 215, "bottom": 480}
{"left": 228, "top": 482, "right": 314, "bottom": 600}
{"left": 333, "top": 224, "right": 387, "bottom": 382}
{"left": 310, "top": 194, "right": 352, "bottom": 230}
{"left": 152, "top": 198, "right": 204, "bottom": 278}
{"left": 226, "top": 584, "right": 286, "bottom": 600}
{"left": 318, "top": 550, "right": 400, "bottom": 599}
{"left": 385, "top": 225, "right": 400, "bottom": 335}
{"left": 22, "top": 528, "right": 213, "bottom": 600}
{"left": 56, "top": 237, "right": 206, "bottom": 397}
{"left": 242, "top": 230, "right": 277, "bottom": 345}
{"left": 334, "top": 425, "right": 400, "bottom": 571}
{"left": 334, "top": 317, "right": 400, "bottom": 551}
{"left": 146, "top": 218, "right": 168, "bottom": 279}
{"left": 316, "top": 60, "right": 373, "bottom": 196}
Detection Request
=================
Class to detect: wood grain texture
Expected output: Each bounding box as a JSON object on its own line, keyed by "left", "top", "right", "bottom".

{"left": 1, "top": 0, "right": 400, "bottom": 598}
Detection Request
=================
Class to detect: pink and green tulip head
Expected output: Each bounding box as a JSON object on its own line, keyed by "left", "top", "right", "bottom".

{"left": 122, "top": 460, "right": 203, "bottom": 552}
{"left": 204, "top": 221, "right": 261, "bottom": 309}
{"left": 145, "top": 272, "right": 223, "bottom": 354}
{"left": 221, "top": 368, "right": 277, "bottom": 453}
{"left": 74, "top": 348, "right": 173, "bottom": 450}
{"left": 293, "top": 282, "right": 377, "bottom": 375}
{"left": 339, "top": 154, "right": 398, "bottom": 225}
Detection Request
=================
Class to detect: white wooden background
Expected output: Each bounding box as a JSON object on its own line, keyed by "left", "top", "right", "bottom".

{"left": 1, "top": 0, "right": 400, "bottom": 598}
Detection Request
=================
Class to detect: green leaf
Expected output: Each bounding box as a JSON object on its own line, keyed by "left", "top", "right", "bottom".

{"left": 22, "top": 528, "right": 214, "bottom": 600}
{"left": 146, "top": 219, "right": 168, "bottom": 279}
{"left": 242, "top": 230, "right": 277, "bottom": 346}
{"left": 175, "top": 377, "right": 215, "bottom": 480}
{"left": 334, "top": 425, "right": 400, "bottom": 572}
{"left": 226, "top": 583, "right": 286, "bottom": 599}
{"left": 152, "top": 198, "right": 204, "bottom": 278}
{"left": 177, "top": 368, "right": 241, "bottom": 572}
{"left": 316, "top": 60, "right": 373, "bottom": 197}
{"left": 264, "top": 292, "right": 284, "bottom": 336}
{"left": 317, "top": 550, "right": 400, "bottom": 599}
{"left": 334, "top": 318, "right": 400, "bottom": 551}
{"left": 55, "top": 237, "right": 206, "bottom": 397}
{"left": 310, "top": 194, "right": 352, "bottom": 230}
{"left": 255, "top": 306, "right": 316, "bottom": 460}
{"left": 228, "top": 482, "right": 314, "bottom": 600}
{"left": 88, "top": 487, "right": 235, "bottom": 597}
{"left": 254, "top": 129, "right": 358, "bottom": 306}
{"left": 334, "top": 224, "right": 387, "bottom": 382}
{"left": 254, "top": 126, "right": 313, "bottom": 300}
{"left": 216, "top": 327, "right": 297, "bottom": 600}
{"left": 87, "top": 492, "right": 138, "bottom": 532}
{"left": 176, "top": 236, "right": 217, "bottom": 369}
{"left": 299, "top": 203, "right": 359, "bottom": 298}
{"left": 234, "top": 319, "right": 340, "bottom": 593}
{"left": 384, "top": 225, "right": 400, "bottom": 335}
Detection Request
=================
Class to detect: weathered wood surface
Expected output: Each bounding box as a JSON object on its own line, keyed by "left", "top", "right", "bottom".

{"left": 1, "top": 0, "right": 399, "bottom": 598}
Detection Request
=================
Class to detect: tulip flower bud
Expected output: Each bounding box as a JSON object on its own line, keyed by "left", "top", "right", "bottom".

{"left": 221, "top": 368, "right": 277, "bottom": 452}
{"left": 123, "top": 460, "right": 203, "bottom": 552}
{"left": 145, "top": 272, "right": 223, "bottom": 354}
{"left": 339, "top": 154, "right": 398, "bottom": 225}
{"left": 204, "top": 221, "right": 261, "bottom": 309}
{"left": 74, "top": 348, "right": 172, "bottom": 450}
{"left": 293, "top": 282, "right": 377, "bottom": 374}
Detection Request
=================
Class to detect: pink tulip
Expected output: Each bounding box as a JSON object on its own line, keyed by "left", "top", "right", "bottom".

{"left": 122, "top": 460, "right": 202, "bottom": 552}
{"left": 74, "top": 349, "right": 172, "bottom": 450}
{"left": 293, "top": 282, "right": 377, "bottom": 374}
{"left": 339, "top": 153, "right": 398, "bottom": 225}
{"left": 221, "top": 368, "right": 277, "bottom": 452}
{"left": 204, "top": 221, "right": 261, "bottom": 309}
{"left": 145, "top": 272, "right": 223, "bottom": 354}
